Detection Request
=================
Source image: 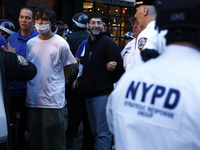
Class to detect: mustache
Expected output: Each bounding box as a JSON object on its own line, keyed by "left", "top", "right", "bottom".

{"left": 91, "top": 26, "right": 101, "bottom": 30}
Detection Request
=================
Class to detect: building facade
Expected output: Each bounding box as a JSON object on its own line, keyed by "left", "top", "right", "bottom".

{"left": 0, "top": 0, "right": 134, "bottom": 48}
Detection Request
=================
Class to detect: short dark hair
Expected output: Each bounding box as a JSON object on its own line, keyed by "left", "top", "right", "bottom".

{"left": 34, "top": 6, "right": 56, "bottom": 26}
{"left": 20, "top": 6, "right": 34, "bottom": 19}
{"left": 87, "top": 13, "right": 103, "bottom": 23}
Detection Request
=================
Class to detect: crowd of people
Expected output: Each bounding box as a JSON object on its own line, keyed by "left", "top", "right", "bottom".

{"left": 1, "top": 0, "right": 200, "bottom": 150}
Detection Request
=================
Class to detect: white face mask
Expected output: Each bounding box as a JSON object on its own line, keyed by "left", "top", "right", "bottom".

{"left": 35, "top": 23, "right": 50, "bottom": 34}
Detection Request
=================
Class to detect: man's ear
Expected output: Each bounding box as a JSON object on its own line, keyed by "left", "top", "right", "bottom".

{"left": 86, "top": 23, "right": 89, "bottom": 29}
{"left": 143, "top": 6, "right": 148, "bottom": 16}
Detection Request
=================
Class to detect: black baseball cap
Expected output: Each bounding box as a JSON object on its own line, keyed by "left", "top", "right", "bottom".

{"left": 134, "top": 0, "right": 155, "bottom": 8}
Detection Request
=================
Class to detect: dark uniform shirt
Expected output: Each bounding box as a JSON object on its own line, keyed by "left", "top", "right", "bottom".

{"left": 66, "top": 30, "right": 90, "bottom": 56}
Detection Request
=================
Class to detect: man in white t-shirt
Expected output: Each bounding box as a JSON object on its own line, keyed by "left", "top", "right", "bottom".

{"left": 26, "top": 6, "right": 76, "bottom": 150}
{"left": 107, "top": 0, "right": 200, "bottom": 149}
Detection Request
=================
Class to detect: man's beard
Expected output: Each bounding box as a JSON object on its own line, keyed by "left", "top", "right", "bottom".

{"left": 90, "top": 27, "right": 102, "bottom": 37}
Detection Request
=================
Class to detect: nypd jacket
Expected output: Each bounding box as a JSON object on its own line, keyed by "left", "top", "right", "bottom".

{"left": 107, "top": 45, "right": 200, "bottom": 150}
{"left": 0, "top": 50, "right": 37, "bottom": 108}
{"left": 80, "top": 32, "right": 124, "bottom": 98}
{"left": 0, "top": 50, "right": 37, "bottom": 149}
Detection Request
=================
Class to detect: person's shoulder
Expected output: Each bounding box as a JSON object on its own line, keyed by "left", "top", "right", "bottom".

{"left": 127, "top": 38, "right": 135, "bottom": 46}
{"left": 81, "top": 39, "right": 88, "bottom": 46}
{"left": 27, "top": 36, "right": 38, "bottom": 44}
{"left": 101, "top": 33, "right": 113, "bottom": 42}
{"left": 54, "top": 34, "right": 66, "bottom": 41}
{"left": 65, "top": 32, "right": 74, "bottom": 41}
{"left": 137, "top": 28, "right": 158, "bottom": 50}
{"left": 31, "top": 29, "right": 39, "bottom": 36}
{"left": 139, "top": 27, "right": 157, "bottom": 39}
{"left": 53, "top": 34, "right": 69, "bottom": 47}
{"left": 7, "top": 32, "right": 18, "bottom": 40}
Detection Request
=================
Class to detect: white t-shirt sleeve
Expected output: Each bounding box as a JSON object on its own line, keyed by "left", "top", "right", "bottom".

{"left": 61, "top": 42, "right": 77, "bottom": 67}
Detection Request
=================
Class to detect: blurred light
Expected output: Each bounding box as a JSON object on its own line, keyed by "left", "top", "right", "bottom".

{"left": 123, "top": 8, "right": 126, "bottom": 14}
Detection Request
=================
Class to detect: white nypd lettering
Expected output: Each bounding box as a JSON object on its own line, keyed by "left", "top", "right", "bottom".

{"left": 125, "top": 81, "right": 180, "bottom": 109}
{"left": 120, "top": 80, "right": 185, "bottom": 130}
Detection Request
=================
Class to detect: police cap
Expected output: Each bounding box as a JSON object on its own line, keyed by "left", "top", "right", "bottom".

{"left": 134, "top": 0, "right": 155, "bottom": 8}
{"left": 0, "top": 19, "right": 16, "bottom": 35}
{"left": 124, "top": 32, "right": 135, "bottom": 39}
{"left": 156, "top": 0, "right": 200, "bottom": 31}
{"left": 57, "top": 20, "right": 64, "bottom": 25}
{"left": 72, "top": 13, "right": 88, "bottom": 28}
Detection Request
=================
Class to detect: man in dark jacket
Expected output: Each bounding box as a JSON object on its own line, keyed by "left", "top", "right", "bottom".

{"left": 1, "top": 39, "right": 37, "bottom": 150}
{"left": 80, "top": 13, "right": 124, "bottom": 150}
{"left": 65, "top": 13, "right": 92, "bottom": 149}
{"left": 66, "top": 13, "right": 90, "bottom": 55}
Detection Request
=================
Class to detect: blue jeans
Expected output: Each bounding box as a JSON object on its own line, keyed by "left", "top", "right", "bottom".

{"left": 86, "top": 95, "right": 112, "bottom": 150}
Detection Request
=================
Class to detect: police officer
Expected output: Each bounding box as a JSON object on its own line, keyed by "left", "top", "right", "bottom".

{"left": 106, "top": 0, "right": 200, "bottom": 149}
{"left": 121, "top": 18, "right": 144, "bottom": 71}
{"left": 1, "top": 41, "right": 37, "bottom": 150}
{"left": 65, "top": 13, "right": 91, "bottom": 149}
{"left": 0, "top": 19, "right": 16, "bottom": 41}
{"left": 134, "top": 0, "right": 167, "bottom": 60}
{"left": 66, "top": 13, "right": 90, "bottom": 55}
{"left": 123, "top": 32, "right": 135, "bottom": 47}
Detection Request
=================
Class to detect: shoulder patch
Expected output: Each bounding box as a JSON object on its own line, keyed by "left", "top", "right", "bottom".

{"left": 138, "top": 38, "right": 147, "bottom": 51}
{"left": 17, "top": 55, "right": 29, "bottom": 66}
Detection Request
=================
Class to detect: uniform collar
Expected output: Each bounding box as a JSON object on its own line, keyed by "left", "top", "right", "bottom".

{"left": 17, "top": 28, "right": 37, "bottom": 41}
{"left": 146, "top": 20, "right": 156, "bottom": 29}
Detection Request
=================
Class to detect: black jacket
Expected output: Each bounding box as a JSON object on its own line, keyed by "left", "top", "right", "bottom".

{"left": 80, "top": 32, "right": 125, "bottom": 98}
{"left": 66, "top": 29, "right": 90, "bottom": 85}
{"left": 66, "top": 30, "right": 90, "bottom": 56}
{"left": 0, "top": 51, "right": 37, "bottom": 150}
{"left": 0, "top": 51, "right": 37, "bottom": 102}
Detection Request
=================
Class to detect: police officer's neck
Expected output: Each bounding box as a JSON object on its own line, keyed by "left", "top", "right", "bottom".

{"left": 171, "top": 42, "right": 200, "bottom": 51}
{"left": 143, "top": 17, "right": 155, "bottom": 29}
